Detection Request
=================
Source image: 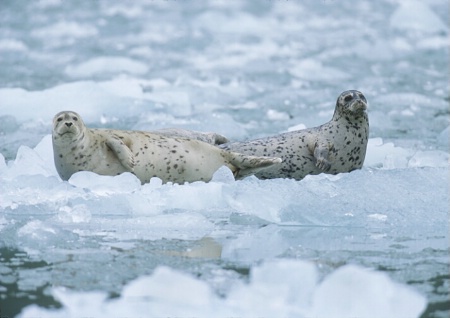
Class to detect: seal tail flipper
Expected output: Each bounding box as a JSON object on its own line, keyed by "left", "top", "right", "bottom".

{"left": 224, "top": 151, "right": 282, "bottom": 179}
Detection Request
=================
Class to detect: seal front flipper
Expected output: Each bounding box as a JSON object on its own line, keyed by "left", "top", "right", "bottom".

{"left": 105, "top": 136, "right": 136, "bottom": 172}
{"left": 313, "top": 142, "right": 331, "bottom": 172}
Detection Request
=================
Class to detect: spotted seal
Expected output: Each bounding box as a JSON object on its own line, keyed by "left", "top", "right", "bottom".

{"left": 220, "top": 90, "right": 369, "bottom": 180}
{"left": 52, "top": 111, "right": 282, "bottom": 184}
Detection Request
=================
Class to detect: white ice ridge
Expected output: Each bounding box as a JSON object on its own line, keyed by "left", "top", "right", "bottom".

{"left": 19, "top": 259, "right": 426, "bottom": 318}
{"left": 1, "top": 135, "right": 447, "bottom": 225}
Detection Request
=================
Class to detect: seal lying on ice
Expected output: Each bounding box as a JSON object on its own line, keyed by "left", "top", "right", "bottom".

{"left": 220, "top": 90, "right": 369, "bottom": 180}
{"left": 52, "top": 111, "right": 282, "bottom": 184}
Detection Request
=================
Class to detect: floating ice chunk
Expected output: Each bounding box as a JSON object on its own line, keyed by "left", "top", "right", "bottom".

{"left": 373, "top": 92, "right": 445, "bottom": 110}
{"left": 211, "top": 166, "right": 235, "bottom": 184}
{"left": 351, "top": 39, "right": 398, "bottom": 61}
{"left": 390, "top": 37, "right": 414, "bottom": 52}
{"left": 31, "top": 21, "right": 98, "bottom": 39}
{"left": 408, "top": 150, "right": 449, "bottom": 168}
{"left": 390, "top": 0, "right": 448, "bottom": 33}
{"left": 309, "top": 264, "right": 426, "bottom": 318}
{"left": 195, "top": 11, "right": 273, "bottom": 36}
{"left": 35, "top": 0, "right": 62, "bottom": 8}
{"left": 227, "top": 259, "right": 317, "bottom": 316}
{"left": 19, "top": 260, "right": 426, "bottom": 318}
{"left": 103, "top": 4, "right": 143, "bottom": 18}
{"left": 97, "top": 76, "right": 151, "bottom": 99}
{"left": 148, "top": 176, "right": 163, "bottom": 188}
{"left": 0, "top": 174, "right": 72, "bottom": 213}
{"left": 224, "top": 179, "right": 288, "bottom": 223}
{"left": 97, "top": 76, "right": 186, "bottom": 116}
{"left": 230, "top": 101, "right": 258, "bottom": 110}
{"left": 289, "top": 59, "right": 349, "bottom": 81}
{"left": 266, "top": 109, "right": 291, "bottom": 121}
{"left": 33, "top": 134, "right": 59, "bottom": 176}
{"left": 365, "top": 138, "right": 412, "bottom": 169}
{"left": 0, "top": 82, "right": 118, "bottom": 122}
{"left": 22, "top": 288, "right": 108, "bottom": 318}
{"left": 250, "top": 260, "right": 317, "bottom": 307}
{"left": 277, "top": 167, "right": 448, "bottom": 228}
{"left": 17, "top": 220, "right": 79, "bottom": 250}
{"left": 367, "top": 213, "right": 388, "bottom": 222}
{"left": 0, "top": 39, "right": 28, "bottom": 52}
{"left": 222, "top": 225, "right": 290, "bottom": 262}
{"left": 286, "top": 123, "right": 307, "bottom": 132}
{"left": 122, "top": 267, "right": 213, "bottom": 308}
{"left": 65, "top": 57, "right": 149, "bottom": 78}
{"left": 53, "top": 288, "right": 107, "bottom": 318}
{"left": 68, "top": 171, "right": 141, "bottom": 195}
{"left": 57, "top": 205, "right": 92, "bottom": 223}
{"left": 144, "top": 89, "right": 192, "bottom": 117}
{"left": 96, "top": 77, "right": 190, "bottom": 117}
{"left": 417, "top": 35, "right": 449, "bottom": 50}
{"left": 193, "top": 113, "right": 247, "bottom": 140}
{"left": 156, "top": 181, "right": 226, "bottom": 212}
{"left": 2, "top": 144, "right": 56, "bottom": 180}
{"left": 17, "top": 220, "right": 56, "bottom": 239}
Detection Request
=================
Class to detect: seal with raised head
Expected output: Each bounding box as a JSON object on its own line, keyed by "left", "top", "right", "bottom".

{"left": 52, "top": 111, "right": 282, "bottom": 184}
{"left": 220, "top": 90, "right": 369, "bottom": 180}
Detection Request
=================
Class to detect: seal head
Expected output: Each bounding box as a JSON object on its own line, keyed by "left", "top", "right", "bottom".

{"left": 335, "top": 90, "right": 368, "bottom": 118}
{"left": 53, "top": 111, "right": 86, "bottom": 142}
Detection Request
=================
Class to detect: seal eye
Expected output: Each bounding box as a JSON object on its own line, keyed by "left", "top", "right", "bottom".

{"left": 344, "top": 95, "right": 353, "bottom": 103}
{"left": 358, "top": 93, "right": 366, "bottom": 102}
{"left": 73, "top": 117, "right": 78, "bottom": 121}
{"left": 57, "top": 117, "right": 63, "bottom": 122}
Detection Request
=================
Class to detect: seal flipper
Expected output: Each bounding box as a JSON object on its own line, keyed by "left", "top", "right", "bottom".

{"left": 313, "top": 142, "right": 331, "bottom": 172}
{"left": 105, "top": 136, "right": 136, "bottom": 172}
{"left": 223, "top": 151, "right": 282, "bottom": 180}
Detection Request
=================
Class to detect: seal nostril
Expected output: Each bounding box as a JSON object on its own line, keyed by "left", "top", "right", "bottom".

{"left": 65, "top": 122, "right": 72, "bottom": 127}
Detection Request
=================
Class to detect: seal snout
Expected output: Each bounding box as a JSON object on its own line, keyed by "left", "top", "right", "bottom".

{"left": 350, "top": 99, "right": 367, "bottom": 113}
{"left": 57, "top": 120, "right": 77, "bottom": 135}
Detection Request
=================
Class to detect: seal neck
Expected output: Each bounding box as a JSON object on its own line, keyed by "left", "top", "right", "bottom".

{"left": 332, "top": 109, "right": 368, "bottom": 128}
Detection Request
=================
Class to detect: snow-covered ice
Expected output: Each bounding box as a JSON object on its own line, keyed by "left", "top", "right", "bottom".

{"left": 0, "top": 0, "right": 448, "bottom": 317}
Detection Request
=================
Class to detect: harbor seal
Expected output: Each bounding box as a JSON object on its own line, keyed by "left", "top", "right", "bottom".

{"left": 52, "top": 111, "right": 282, "bottom": 184}
{"left": 220, "top": 90, "right": 369, "bottom": 180}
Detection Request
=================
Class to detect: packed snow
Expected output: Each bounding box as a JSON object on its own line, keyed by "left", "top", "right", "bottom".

{"left": 0, "top": 0, "right": 448, "bottom": 317}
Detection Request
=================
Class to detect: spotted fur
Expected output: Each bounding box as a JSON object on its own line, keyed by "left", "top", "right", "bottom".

{"left": 52, "top": 111, "right": 281, "bottom": 184}
{"left": 220, "top": 90, "right": 369, "bottom": 180}
{"left": 153, "top": 128, "right": 229, "bottom": 145}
